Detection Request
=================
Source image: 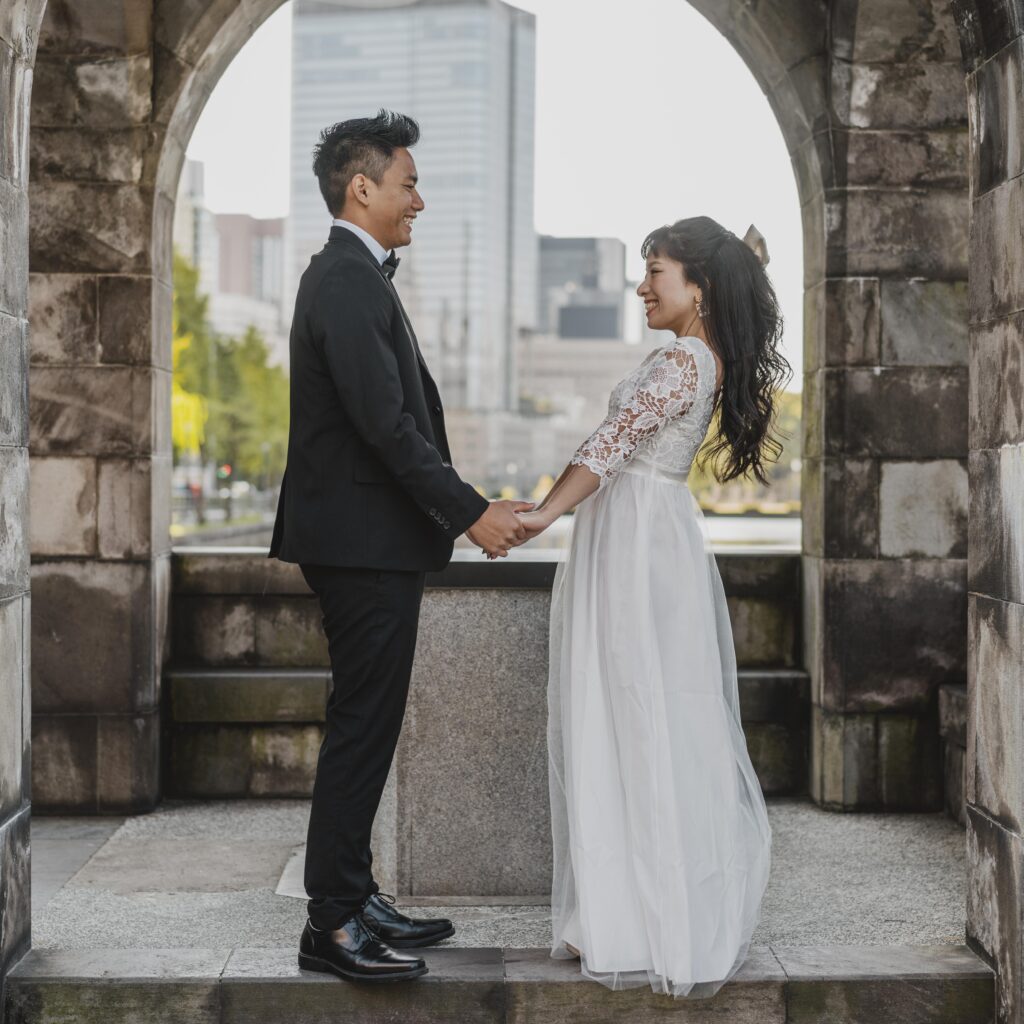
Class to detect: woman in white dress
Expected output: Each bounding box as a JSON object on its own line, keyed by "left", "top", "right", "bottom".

{"left": 514, "top": 216, "right": 792, "bottom": 999}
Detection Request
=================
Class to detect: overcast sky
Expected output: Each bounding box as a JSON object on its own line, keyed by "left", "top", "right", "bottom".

{"left": 186, "top": 0, "right": 804, "bottom": 387}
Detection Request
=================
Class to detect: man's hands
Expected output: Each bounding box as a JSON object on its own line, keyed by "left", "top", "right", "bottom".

{"left": 466, "top": 499, "right": 535, "bottom": 558}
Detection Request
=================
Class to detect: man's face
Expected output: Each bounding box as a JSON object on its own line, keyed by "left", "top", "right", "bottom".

{"left": 365, "top": 147, "right": 424, "bottom": 250}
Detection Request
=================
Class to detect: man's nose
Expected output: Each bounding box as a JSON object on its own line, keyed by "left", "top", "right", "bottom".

{"left": 413, "top": 190, "right": 425, "bottom": 211}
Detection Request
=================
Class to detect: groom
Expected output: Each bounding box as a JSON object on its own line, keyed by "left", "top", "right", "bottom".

{"left": 270, "top": 109, "right": 532, "bottom": 982}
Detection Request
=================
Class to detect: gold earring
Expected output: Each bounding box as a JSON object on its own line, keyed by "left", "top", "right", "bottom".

{"left": 696, "top": 294, "right": 708, "bottom": 319}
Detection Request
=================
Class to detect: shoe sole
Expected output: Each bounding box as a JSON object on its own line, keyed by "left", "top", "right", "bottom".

{"left": 297, "top": 952, "right": 429, "bottom": 983}
{"left": 374, "top": 923, "right": 457, "bottom": 949}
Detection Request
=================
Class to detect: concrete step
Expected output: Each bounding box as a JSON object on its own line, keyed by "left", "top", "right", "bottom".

{"left": 164, "top": 668, "right": 810, "bottom": 799}
{"left": 5, "top": 944, "right": 992, "bottom": 1024}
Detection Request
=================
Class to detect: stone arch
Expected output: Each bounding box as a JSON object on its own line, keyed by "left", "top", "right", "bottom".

{"left": 7, "top": 0, "right": 1023, "bottom": 1010}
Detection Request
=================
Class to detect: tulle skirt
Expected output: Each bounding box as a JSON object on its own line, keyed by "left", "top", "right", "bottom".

{"left": 547, "top": 461, "right": 772, "bottom": 999}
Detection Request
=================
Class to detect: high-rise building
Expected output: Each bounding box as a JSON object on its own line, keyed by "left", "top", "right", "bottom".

{"left": 538, "top": 235, "right": 627, "bottom": 340}
{"left": 288, "top": 0, "right": 538, "bottom": 411}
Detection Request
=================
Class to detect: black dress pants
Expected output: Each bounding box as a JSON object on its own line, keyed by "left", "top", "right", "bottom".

{"left": 299, "top": 563, "right": 426, "bottom": 930}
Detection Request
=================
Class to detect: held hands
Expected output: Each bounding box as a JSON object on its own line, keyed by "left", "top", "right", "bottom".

{"left": 466, "top": 499, "right": 535, "bottom": 559}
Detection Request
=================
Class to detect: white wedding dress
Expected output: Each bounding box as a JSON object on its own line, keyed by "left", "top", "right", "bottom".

{"left": 547, "top": 334, "right": 772, "bottom": 999}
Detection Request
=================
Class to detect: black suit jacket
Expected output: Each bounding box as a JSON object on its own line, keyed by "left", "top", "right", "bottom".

{"left": 269, "top": 226, "right": 489, "bottom": 571}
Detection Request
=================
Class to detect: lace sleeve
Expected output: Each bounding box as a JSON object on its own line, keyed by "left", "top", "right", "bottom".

{"left": 570, "top": 343, "right": 700, "bottom": 485}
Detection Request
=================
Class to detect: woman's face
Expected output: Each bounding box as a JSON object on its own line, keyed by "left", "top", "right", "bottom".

{"left": 637, "top": 251, "right": 702, "bottom": 335}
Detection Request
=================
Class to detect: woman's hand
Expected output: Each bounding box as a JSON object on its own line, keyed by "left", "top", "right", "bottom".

{"left": 514, "top": 509, "right": 554, "bottom": 538}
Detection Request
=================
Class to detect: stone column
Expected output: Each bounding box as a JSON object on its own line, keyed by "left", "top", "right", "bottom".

{"left": 803, "top": 0, "right": 970, "bottom": 810}
{"left": 0, "top": 0, "right": 43, "bottom": 1000}
{"left": 28, "top": 2, "right": 169, "bottom": 812}
{"left": 957, "top": 2, "right": 1024, "bottom": 1020}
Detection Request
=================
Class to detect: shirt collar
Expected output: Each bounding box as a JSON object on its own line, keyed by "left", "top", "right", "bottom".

{"left": 331, "top": 219, "right": 389, "bottom": 265}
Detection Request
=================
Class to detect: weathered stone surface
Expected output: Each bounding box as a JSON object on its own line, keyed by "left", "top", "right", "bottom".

{"left": 825, "top": 277, "right": 881, "bottom": 366}
{"left": 878, "top": 459, "right": 968, "bottom": 557}
{"left": 0, "top": 805, "right": 31, "bottom": 972}
{"left": 0, "top": 41, "right": 29, "bottom": 187}
{"left": 810, "top": 706, "right": 877, "bottom": 808}
{"left": 878, "top": 711, "right": 943, "bottom": 809}
{"left": 249, "top": 725, "right": 321, "bottom": 797}
{"left": 0, "top": 174, "right": 28, "bottom": 318}
{"left": 745, "top": 722, "right": 807, "bottom": 795}
{"left": 223, "top": 946, "right": 505, "bottom": 1024}
{"left": 821, "top": 558, "right": 966, "bottom": 713}
{"left": 832, "top": 0, "right": 961, "bottom": 63}
{"left": 97, "top": 711, "right": 159, "bottom": 812}
{"left": 939, "top": 681, "right": 968, "bottom": 747}
{"left": 168, "top": 669, "right": 331, "bottom": 724}
{"left": 0, "top": 312, "right": 27, "bottom": 446}
{"left": 0, "top": 596, "right": 24, "bottom": 818}
{"left": 945, "top": 740, "right": 967, "bottom": 826}
{"left": 97, "top": 456, "right": 167, "bottom": 559}
{"left": 172, "top": 551, "right": 310, "bottom": 597}
{"left": 31, "top": 713, "right": 96, "bottom": 811}
{"left": 254, "top": 597, "right": 329, "bottom": 666}
{"left": 970, "top": 310, "right": 1024, "bottom": 451}
{"left": 832, "top": 61, "right": 967, "bottom": 130}
{"left": 401, "top": 589, "right": 551, "bottom": 896}
{"left": 969, "top": 595, "right": 1024, "bottom": 834}
{"left": 30, "top": 365, "right": 152, "bottom": 455}
{"left": 967, "top": 36, "right": 1024, "bottom": 196}
{"left": 764, "top": 54, "right": 830, "bottom": 149}
{"left": 31, "top": 558, "right": 156, "bottom": 713}
{"left": 28, "top": 271, "right": 97, "bottom": 364}
{"left": 6, "top": 949, "right": 226, "bottom": 1024}
{"left": 168, "top": 725, "right": 251, "bottom": 798}
{"left": 505, "top": 945, "right": 785, "bottom": 1023}
{"left": 842, "top": 128, "right": 969, "bottom": 188}
{"left": 951, "top": 0, "right": 1023, "bottom": 72}
{"left": 38, "top": 0, "right": 151, "bottom": 55}
{"left": 968, "top": 445, "right": 1024, "bottom": 605}
{"left": 30, "top": 124, "right": 148, "bottom": 182}
{"left": 823, "top": 366, "right": 967, "bottom": 458}
{"left": 29, "top": 180, "right": 152, "bottom": 274}
{"left": 727, "top": 597, "right": 797, "bottom": 667}
{"left": 967, "top": 805, "right": 1023, "bottom": 1024}
{"left": 0, "top": 446, "right": 28, "bottom": 600}
{"left": 29, "top": 454, "right": 97, "bottom": 556}
{"left": 801, "top": 456, "right": 879, "bottom": 559}
{"left": 98, "top": 273, "right": 153, "bottom": 364}
{"left": 969, "top": 174, "right": 1024, "bottom": 324}
{"left": 0, "top": 0, "right": 43, "bottom": 58}
{"left": 827, "top": 189, "right": 968, "bottom": 278}
{"left": 172, "top": 595, "right": 258, "bottom": 667}
{"left": 30, "top": 53, "right": 152, "bottom": 127}
{"left": 880, "top": 279, "right": 969, "bottom": 366}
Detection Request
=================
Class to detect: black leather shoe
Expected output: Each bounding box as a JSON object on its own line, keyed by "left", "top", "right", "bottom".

{"left": 297, "top": 914, "right": 428, "bottom": 982}
{"left": 360, "top": 892, "right": 456, "bottom": 948}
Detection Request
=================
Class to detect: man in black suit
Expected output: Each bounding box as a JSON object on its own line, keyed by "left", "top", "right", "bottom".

{"left": 270, "top": 110, "right": 531, "bottom": 983}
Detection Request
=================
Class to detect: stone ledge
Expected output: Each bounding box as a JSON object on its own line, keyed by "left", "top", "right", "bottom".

{"left": 170, "top": 547, "right": 801, "bottom": 596}
{"left": 4, "top": 944, "right": 993, "bottom": 1024}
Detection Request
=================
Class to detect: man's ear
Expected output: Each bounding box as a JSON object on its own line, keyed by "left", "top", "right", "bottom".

{"left": 348, "top": 173, "right": 371, "bottom": 209}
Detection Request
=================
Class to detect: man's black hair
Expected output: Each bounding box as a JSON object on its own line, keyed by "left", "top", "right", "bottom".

{"left": 312, "top": 108, "right": 420, "bottom": 216}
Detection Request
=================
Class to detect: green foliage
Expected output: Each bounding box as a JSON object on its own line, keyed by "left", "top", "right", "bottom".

{"left": 172, "top": 251, "right": 289, "bottom": 485}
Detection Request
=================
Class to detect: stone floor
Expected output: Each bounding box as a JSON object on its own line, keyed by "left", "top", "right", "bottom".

{"left": 31, "top": 798, "right": 967, "bottom": 951}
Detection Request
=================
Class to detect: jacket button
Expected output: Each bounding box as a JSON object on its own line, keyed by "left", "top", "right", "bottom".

{"left": 429, "top": 507, "right": 437, "bottom": 516}
{"left": 432, "top": 405, "right": 442, "bottom": 415}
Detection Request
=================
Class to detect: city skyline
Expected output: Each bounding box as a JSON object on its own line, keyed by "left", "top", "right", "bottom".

{"left": 186, "top": 0, "right": 804, "bottom": 388}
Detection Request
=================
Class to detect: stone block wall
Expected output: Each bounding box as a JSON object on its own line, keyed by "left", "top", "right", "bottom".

{"left": 165, "top": 549, "right": 809, "bottom": 897}
{"left": 955, "top": 2, "right": 1024, "bottom": 1021}
{"left": 801, "top": 0, "right": 970, "bottom": 810}
{"left": 0, "top": 0, "right": 43, "bottom": 1014}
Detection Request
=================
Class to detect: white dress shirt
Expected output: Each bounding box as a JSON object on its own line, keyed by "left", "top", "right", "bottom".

{"left": 331, "top": 218, "right": 389, "bottom": 266}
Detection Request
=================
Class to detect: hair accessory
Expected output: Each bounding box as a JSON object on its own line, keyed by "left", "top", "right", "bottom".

{"left": 741, "top": 224, "right": 770, "bottom": 266}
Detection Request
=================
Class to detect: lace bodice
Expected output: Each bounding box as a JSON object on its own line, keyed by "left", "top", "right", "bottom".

{"left": 570, "top": 336, "right": 719, "bottom": 487}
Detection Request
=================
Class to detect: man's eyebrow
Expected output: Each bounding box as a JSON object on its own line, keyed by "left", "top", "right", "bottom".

{"left": 406, "top": 174, "right": 418, "bottom": 184}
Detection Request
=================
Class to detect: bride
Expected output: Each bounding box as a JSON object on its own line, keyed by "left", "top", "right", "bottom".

{"left": 514, "top": 216, "right": 791, "bottom": 999}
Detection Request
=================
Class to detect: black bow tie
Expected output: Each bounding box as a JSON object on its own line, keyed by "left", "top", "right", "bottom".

{"left": 382, "top": 251, "right": 400, "bottom": 280}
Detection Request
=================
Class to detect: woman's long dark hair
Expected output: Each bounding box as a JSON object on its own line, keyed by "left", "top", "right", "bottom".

{"left": 641, "top": 216, "right": 792, "bottom": 486}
